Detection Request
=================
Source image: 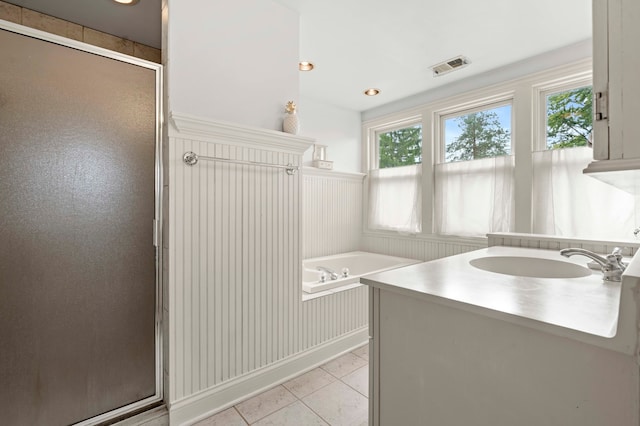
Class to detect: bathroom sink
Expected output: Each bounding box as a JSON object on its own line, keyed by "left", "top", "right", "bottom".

{"left": 469, "top": 256, "right": 592, "bottom": 279}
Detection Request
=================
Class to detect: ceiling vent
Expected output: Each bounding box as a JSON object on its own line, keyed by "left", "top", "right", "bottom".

{"left": 430, "top": 55, "right": 470, "bottom": 77}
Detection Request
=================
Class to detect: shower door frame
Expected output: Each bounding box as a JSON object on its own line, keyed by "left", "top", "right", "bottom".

{"left": 0, "top": 20, "right": 164, "bottom": 425}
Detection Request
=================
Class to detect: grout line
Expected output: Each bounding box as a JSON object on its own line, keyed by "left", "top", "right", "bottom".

{"left": 245, "top": 399, "right": 299, "bottom": 425}
{"left": 233, "top": 406, "right": 250, "bottom": 425}
{"left": 299, "top": 392, "right": 334, "bottom": 426}
{"left": 211, "top": 356, "right": 370, "bottom": 425}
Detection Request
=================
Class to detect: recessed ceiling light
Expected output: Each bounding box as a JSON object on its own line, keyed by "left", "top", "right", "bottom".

{"left": 364, "top": 88, "right": 380, "bottom": 96}
{"left": 113, "top": 0, "right": 140, "bottom": 5}
{"left": 299, "top": 61, "right": 314, "bottom": 71}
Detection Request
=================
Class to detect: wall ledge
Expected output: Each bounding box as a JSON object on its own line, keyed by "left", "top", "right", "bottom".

{"left": 169, "top": 112, "right": 315, "bottom": 155}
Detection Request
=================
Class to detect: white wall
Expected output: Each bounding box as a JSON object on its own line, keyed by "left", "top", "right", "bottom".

{"left": 299, "top": 96, "right": 361, "bottom": 173}
{"left": 166, "top": 0, "right": 299, "bottom": 130}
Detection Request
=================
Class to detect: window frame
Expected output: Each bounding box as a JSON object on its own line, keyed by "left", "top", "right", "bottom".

{"left": 362, "top": 60, "right": 593, "bottom": 239}
{"left": 437, "top": 97, "right": 515, "bottom": 164}
{"left": 367, "top": 116, "right": 423, "bottom": 171}
{"left": 363, "top": 115, "right": 424, "bottom": 234}
{"left": 533, "top": 73, "right": 593, "bottom": 152}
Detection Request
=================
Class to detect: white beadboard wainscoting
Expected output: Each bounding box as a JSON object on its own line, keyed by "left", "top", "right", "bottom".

{"left": 361, "top": 232, "right": 640, "bottom": 262}
{"left": 487, "top": 232, "right": 640, "bottom": 256}
{"left": 302, "top": 167, "right": 365, "bottom": 259}
{"left": 166, "top": 114, "right": 369, "bottom": 425}
{"left": 362, "top": 233, "right": 487, "bottom": 261}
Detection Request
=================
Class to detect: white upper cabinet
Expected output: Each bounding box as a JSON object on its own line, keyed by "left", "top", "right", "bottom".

{"left": 589, "top": 0, "right": 640, "bottom": 164}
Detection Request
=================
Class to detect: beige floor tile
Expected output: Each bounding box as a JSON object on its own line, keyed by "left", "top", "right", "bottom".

{"left": 351, "top": 344, "right": 369, "bottom": 361}
{"left": 302, "top": 381, "right": 368, "bottom": 426}
{"left": 283, "top": 367, "right": 337, "bottom": 398}
{"left": 341, "top": 365, "right": 369, "bottom": 397}
{"left": 253, "top": 401, "right": 328, "bottom": 426}
{"left": 235, "top": 385, "right": 297, "bottom": 424}
{"left": 193, "top": 407, "right": 247, "bottom": 426}
{"left": 321, "top": 352, "right": 368, "bottom": 378}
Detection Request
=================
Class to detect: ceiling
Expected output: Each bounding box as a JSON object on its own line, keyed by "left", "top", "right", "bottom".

{"left": 5, "top": 0, "right": 592, "bottom": 113}
{"left": 275, "top": 0, "right": 592, "bottom": 111}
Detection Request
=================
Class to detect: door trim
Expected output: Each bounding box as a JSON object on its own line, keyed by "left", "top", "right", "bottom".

{"left": 0, "top": 19, "right": 164, "bottom": 426}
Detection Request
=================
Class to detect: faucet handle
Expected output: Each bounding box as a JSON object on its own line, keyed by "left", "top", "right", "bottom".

{"left": 610, "top": 247, "right": 628, "bottom": 271}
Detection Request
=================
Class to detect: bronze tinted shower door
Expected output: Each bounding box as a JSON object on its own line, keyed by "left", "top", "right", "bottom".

{"left": 0, "top": 28, "right": 161, "bottom": 425}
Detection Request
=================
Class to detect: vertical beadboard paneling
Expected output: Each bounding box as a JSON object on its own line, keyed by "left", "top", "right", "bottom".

{"left": 486, "top": 232, "right": 639, "bottom": 256}
{"left": 302, "top": 169, "right": 365, "bottom": 259}
{"left": 361, "top": 234, "right": 487, "bottom": 262}
{"left": 169, "top": 131, "right": 369, "bottom": 403}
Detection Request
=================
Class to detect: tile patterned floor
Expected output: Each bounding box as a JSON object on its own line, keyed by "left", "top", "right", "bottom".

{"left": 194, "top": 345, "right": 369, "bottom": 426}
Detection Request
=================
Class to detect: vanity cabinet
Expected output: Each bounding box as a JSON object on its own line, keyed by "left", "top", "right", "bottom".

{"left": 591, "top": 0, "right": 640, "bottom": 162}
{"left": 363, "top": 246, "right": 640, "bottom": 426}
{"left": 368, "top": 286, "right": 638, "bottom": 426}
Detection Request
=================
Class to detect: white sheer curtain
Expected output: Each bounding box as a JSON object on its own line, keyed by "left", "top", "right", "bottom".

{"left": 435, "top": 156, "right": 515, "bottom": 237}
{"left": 532, "top": 147, "right": 636, "bottom": 240}
{"left": 368, "top": 163, "right": 422, "bottom": 233}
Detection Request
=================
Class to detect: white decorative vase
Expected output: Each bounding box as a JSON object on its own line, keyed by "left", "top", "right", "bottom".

{"left": 283, "top": 111, "right": 300, "bottom": 135}
{"left": 283, "top": 101, "right": 300, "bottom": 135}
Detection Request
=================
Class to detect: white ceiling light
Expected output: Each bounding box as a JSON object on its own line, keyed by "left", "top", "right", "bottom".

{"left": 113, "top": 0, "right": 140, "bottom": 5}
{"left": 364, "top": 88, "right": 380, "bottom": 96}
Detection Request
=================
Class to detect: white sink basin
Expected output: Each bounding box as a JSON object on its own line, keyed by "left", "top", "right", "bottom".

{"left": 469, "top": 256, "right": 592, "bottom": 279}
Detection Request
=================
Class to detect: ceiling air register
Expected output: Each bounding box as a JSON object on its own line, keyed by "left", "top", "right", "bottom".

{"left": 430, "top": 55, "right": 470, "bottom": 77}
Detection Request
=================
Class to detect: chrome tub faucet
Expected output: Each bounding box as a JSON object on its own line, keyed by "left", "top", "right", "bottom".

{"left": 317, "top": 266, "right": 339, "bottom": 281}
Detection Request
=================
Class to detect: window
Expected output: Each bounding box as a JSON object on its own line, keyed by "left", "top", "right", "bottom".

{"left": 435, "top": 101, "right": 515, "bottom": 237}
{"left": 443, "top": 103, "right": 512, "bottom": 162}
{"left": 532, "top": 81, "right": 636, "bottom": 240}
{"left": 378, "top": 125, "right": 422, "bottom": 168}
{"left": 363, "top": 62, "right": 638, "bottom": 241}
{"left": 545, "top": 85, "right": 592, "bottom": 149}
{"left": 367, "top": 122, "right": 422, "bottom": 233}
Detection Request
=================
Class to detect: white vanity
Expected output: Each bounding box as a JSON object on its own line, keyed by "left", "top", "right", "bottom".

{"left": 362, "top": 245, "right": 640, "bottom": 426}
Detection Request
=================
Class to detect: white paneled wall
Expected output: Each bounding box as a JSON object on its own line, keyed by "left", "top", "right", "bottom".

{"left": 302, "top": 168, "right": 365, "bottom": 259}
{"left": 170, "top": 136, "right": 300, "bottom": 397}
{"left": 361, "top": 232, "right": 640, "bottom": 265}
{"left": 167, "top": 116, "right": 368, "bottom": 423}
{"left": 487, "top": 232, "right": 640, "bottom": 256}
{"left": 362, "top": 234, "right": 487, "bottom": 262}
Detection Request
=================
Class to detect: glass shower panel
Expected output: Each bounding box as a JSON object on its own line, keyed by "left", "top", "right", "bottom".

{"left": 0, "top": 29, "right": 158, "bottom": 425}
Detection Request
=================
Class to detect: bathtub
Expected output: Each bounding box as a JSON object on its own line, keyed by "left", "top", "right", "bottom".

{"left": 302, "top": 251, "right": 421, "bottom": 294}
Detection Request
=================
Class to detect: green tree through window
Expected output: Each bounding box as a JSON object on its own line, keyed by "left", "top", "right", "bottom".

{"left": 378, "top": 126, "right": 422, "bottom": 168}
{"left": 546, "top": 86, "right": 592, "bottom": 149}
{"left": 445, "top": 110, "right": 510, "bottom": 162}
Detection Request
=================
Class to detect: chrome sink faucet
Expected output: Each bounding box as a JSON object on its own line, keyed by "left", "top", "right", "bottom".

{"left": 317, "top": 266, "right": 339, "bottom": 280}
{"left": 560, "top": 247, "right": 627, "bottom": 282}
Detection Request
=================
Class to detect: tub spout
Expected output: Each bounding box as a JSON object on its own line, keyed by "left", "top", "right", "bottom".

{"left": 317, "top": 266, "right": 339, "bottom": 280}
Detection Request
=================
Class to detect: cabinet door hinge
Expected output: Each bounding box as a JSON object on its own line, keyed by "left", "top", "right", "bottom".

{"left": 595, "top": 91, "right": 608, "bottom": 121}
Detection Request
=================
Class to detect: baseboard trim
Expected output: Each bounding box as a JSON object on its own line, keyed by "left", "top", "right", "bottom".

{"left": 168, "top": 327, "right": 369, "bottom": 426}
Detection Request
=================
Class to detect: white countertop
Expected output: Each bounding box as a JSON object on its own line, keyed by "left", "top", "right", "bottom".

{"left": 361, "top": 246, "right": 624, "bottom": 338}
